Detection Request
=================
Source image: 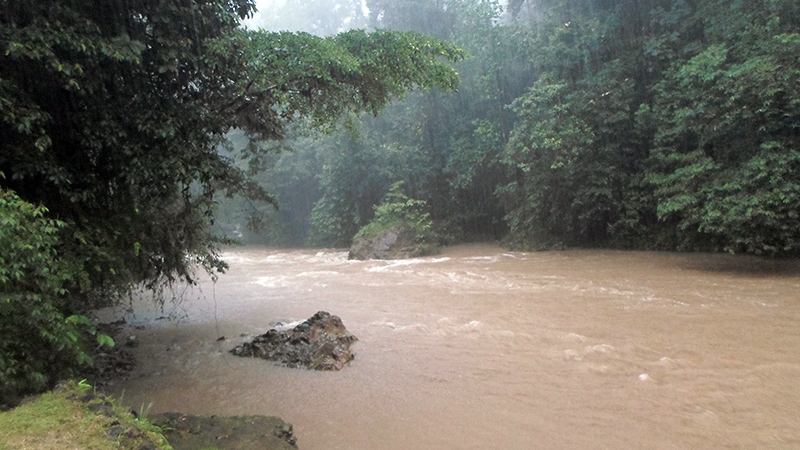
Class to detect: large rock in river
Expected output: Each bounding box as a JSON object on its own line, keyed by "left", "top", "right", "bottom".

{"left": 230, "top": 311, "right": 357, "bottom": 371}
{"left": 348, "top": 224, "right": 432, "bottom": 260}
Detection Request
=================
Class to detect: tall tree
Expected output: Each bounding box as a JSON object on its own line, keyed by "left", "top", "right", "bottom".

{"left": 500, "top": 0, "right": 653, "bottom": 249}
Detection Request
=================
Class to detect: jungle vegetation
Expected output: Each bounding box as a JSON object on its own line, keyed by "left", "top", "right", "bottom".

{"left": 234, "top": 0, "right": 800, "bottom": 257}
{"left": 2, "top": 0, "right": 799, "bottom": 402}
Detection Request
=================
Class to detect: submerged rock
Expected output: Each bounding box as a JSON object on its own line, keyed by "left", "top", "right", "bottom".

{"left": 230, "top": 311, "right": 357, "bottom": 371}
{"left": 151, "top": 413, "right": 297, "bottom": 449}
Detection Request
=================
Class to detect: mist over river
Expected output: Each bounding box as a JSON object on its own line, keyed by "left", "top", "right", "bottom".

{"left": 101, "top": 244, "right": 800, "bottom": 449}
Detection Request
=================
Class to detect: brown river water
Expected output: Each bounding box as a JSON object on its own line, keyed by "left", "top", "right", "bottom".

{"left": 101, "top": 244, "right": 800, "bottom": 450}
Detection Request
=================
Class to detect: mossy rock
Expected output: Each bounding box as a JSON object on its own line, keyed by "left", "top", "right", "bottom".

{"left": 150, "top": 413, "right": 298, "bottom": 450}
{"left": 348, "top": 224, "right": 437, "bottom": 260}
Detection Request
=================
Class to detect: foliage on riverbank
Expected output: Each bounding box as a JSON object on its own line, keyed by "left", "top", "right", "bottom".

{"left": 0, "top": 380, "right": 170, "bottom": 450}
{"left": 0, "top": 189, "right": 115, "bottom": 407}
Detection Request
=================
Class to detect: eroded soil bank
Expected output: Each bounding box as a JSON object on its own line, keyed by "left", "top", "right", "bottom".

{"left": 151, "top": 413, "right": 297, "bottom": 449}
{"left": 84, "top": 323, "right": 301, "bottom": 449}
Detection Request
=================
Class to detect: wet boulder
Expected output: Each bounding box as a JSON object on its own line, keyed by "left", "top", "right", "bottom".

{"left": 348, "top": 225, "right": 430, "bottom": 260}
{"left": 230, "top": 311, "right": 357, "bottom": 371}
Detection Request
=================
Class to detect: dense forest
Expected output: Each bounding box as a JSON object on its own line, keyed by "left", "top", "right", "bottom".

{"left": 1, "top": 0, "right": 799, "bottom": 404}
{"left": 224, "top": 0, "right": 800, "bottom": 257}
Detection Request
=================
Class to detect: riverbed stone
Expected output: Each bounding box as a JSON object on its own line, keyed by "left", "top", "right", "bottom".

{"left": 230, "top": 311, "right": 357, "bottom": 371}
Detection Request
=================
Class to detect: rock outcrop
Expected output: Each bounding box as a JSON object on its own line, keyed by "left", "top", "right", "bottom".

{"left": 348, "top": 225, "right": 430, "bottom": 260}
{"left": 230, "top": 311, "right": 357, "bottom": 371}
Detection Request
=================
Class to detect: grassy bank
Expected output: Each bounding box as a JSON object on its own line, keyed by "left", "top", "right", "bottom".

{"left": 0, "top": 380, "right": 170, "bottom": 450}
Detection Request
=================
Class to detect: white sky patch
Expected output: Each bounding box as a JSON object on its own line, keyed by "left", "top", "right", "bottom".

{"left": 243, "top": 0, "right": 370, "bottom": 32}
{"left": 242, "top": 0, "right": 281, "bottom": 30}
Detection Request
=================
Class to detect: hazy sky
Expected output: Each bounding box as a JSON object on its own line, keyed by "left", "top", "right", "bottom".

{"left": 244, "top": 0, "right": 514, "bottom": 33}
{"left": 242, "top": 0, "right": 279, "bottom": 30}
{"left": 243, "top": 0, "right": 371, "bottom": 33}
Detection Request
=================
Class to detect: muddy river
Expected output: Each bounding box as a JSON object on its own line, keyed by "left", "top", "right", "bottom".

{"left": 102, "top": 244, "right": 800, "bottom": 449}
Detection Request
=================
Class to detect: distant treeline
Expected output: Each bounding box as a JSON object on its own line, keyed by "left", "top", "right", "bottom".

{"left": 226, "top": 0, "right": 800, "bottom": 256}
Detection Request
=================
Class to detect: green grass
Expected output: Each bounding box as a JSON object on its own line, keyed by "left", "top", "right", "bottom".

{"left": 0, "top": 381, "right": 171, "bottom": 450}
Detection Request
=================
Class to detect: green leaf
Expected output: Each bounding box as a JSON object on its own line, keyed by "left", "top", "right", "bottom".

{"left": 96, "top": 334, "right": 115, "bottom": 348}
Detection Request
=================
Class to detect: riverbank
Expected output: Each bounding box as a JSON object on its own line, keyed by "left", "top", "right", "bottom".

{"left": 0, "top": 380, "right": 170, "bottom": 449}
{"left": 0, "top": 380, "right": 298, "bottom": 450}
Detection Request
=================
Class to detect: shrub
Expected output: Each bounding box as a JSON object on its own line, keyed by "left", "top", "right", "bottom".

{"left": 0, "top": 188, "right": 106, "bottom": 408}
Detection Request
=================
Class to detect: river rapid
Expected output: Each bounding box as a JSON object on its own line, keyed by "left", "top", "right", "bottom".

{"left": 102, "top": 244, "right": 800, "bottom": 449}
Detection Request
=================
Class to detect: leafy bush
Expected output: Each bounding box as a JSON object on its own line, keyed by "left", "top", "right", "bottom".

{"left": 0, "top": 188, "right": 109, "bottom": 408}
